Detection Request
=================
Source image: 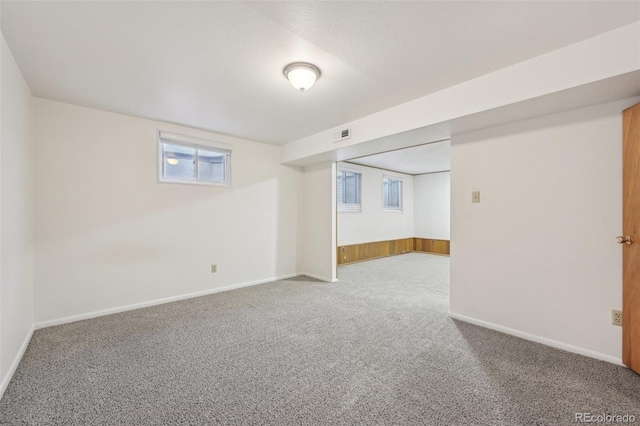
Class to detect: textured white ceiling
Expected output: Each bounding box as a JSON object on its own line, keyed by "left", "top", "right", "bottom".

{"left": 2, "top": 1, "right": 638, "bottom": 144}
{"left": 345, "top": 141, "right": 450, "bottom": 175}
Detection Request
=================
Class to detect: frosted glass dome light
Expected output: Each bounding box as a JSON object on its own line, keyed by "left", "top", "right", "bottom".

{"left": 283, "top": 63, "right": 321, "bottom": 92}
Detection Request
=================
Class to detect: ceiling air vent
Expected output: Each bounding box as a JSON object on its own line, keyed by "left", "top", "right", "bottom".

{"left": 333, "top": 127, "right": 351, "bottom": 143}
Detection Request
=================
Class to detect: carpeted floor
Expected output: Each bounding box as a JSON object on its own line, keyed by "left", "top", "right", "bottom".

{"left": 1, "top": 253, "right": 639, "bottom": 425}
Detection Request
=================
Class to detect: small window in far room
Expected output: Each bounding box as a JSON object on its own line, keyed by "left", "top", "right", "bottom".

{"left": 337, "top": 169, "right": 362, "bottom": 212}
{"left": 158, "top": 132, "right": 231, "bottom": 186}
{"left": 383, "top": 176, "right": 403, "bottom": 211}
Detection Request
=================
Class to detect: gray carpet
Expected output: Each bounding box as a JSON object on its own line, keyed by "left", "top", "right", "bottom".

{"left": 1, "top": 253, "right": 639, "bottom": 425}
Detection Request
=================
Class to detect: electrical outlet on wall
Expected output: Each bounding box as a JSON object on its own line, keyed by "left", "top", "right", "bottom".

{"left": 611, "top": 309, "right": 622, "bottom": 326}
{"left": 211, "top": 264, "right": 217, "bottom": 273}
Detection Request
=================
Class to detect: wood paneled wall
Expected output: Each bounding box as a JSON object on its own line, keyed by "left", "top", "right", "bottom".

{"left": 337, "top": 238, "right": 414, "bottom": 265}
{"left": 414, "top": 238, "right": 450, "bottom": 256}
{"left": 337, "top": 237, "right": 450, "bottom": 265}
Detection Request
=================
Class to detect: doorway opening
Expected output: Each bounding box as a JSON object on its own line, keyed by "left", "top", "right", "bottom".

{"left": 335, "top": 140, "right": 451, "bottom": 281}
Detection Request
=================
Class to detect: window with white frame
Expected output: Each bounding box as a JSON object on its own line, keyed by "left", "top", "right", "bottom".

{"left": 337, "top": 169, "right": 362, "bottom": 212}
{"left": 158, "top": 132, "right": 231, "bottom": 186}
{"left": 383, "top": 176, "right": 403, "bottom": 211}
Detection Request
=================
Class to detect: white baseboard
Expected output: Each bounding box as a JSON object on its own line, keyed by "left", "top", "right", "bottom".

{"left": 298, "top": 272, "right": 335, "bottom": 283}
{"left": 449, "top": 312, "right": 624, "bottom": 366}
{"left": 35, "top": 273, "right": 302, "bottom": 330}
{"left": 0, "top": 325, "right": 35, "bottom": 400}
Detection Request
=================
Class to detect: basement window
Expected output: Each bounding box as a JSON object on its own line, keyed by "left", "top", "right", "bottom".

{"left": 337, "top": 169, "right": 362, "bottom": 212}
{"left": 383, "top": 176, "right": 403, "bottom": 212}
{"left": 158, "top": 132, "right": 231, "bottom": 186}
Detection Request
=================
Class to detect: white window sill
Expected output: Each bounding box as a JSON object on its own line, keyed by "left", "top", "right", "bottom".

{"left": 158, "top": 179, "right": 231, "bottom": 188}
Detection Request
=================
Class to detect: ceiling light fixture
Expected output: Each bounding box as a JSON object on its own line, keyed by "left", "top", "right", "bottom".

{"left": 166, "top": 158, "right": 180, "bottom": 166}
{"left": 283, "top": 62, "right": 321, "bottom": 92}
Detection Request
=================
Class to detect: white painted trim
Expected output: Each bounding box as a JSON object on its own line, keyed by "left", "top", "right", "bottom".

{"left": 35, "top": 273, "right": 301, "bottom": 330}
{"left": 449, "top": 312, "right": 624, "bottom": 366}
{"left": 382, "top": 175, "right": 403, "bottom": 213}
{"left": 0, "top": 325, "right": 35, "bottom": 400}
{"left": 157, "top": 129, "right": 233, "bottom": 188}
{"left": 298, "top": 272, "right": 334, "bottom": 283}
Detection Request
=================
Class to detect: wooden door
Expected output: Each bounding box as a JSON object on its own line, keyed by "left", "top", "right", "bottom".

{"left": 622, "top": 102, "right": 640, "bottom": 373}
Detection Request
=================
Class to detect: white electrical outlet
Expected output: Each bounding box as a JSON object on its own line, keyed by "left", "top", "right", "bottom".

{"left": 611, "top": 309, "right": 622, "bottom": 326}
{"left": 211, "top": 264, "right": 217, "bottom": 273}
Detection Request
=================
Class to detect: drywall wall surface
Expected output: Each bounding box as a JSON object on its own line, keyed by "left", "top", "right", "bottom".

{"left": 450, "top": 98, "right": 639, "bottom": 361}
{"left": 33, "top": 99, "right": 301, "bottom": 322}
{"left": 298, "top": 162, "right": 336, "bottom": 282}
{"left": 0, "top": 35, "right": 34, "bottom": 388}
{"left": 414, "top": 172, "right": 450, "bottom": 240}
{"left": 337, "top": 163, "right": 413, "bottom": 246}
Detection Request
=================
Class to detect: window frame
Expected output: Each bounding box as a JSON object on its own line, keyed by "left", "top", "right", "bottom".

{"left": 157, "top": 131, "right": 232, "bottom": 187}
{"left": 382, "top": 175, "right": 403, "bottom": 212}
{"left": 337, "top": 167, "right": 363, "bottom": 213}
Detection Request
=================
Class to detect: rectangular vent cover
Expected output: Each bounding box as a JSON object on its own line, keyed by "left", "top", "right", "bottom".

{"left": 333, "top": 127, "right": 351, "bottom": 143}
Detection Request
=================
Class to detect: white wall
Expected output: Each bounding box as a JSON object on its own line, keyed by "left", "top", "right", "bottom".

{"left": 0, "top": 36, "right": 34, "bottom": 394}
{"left": 33, "top": 99, "right": 301, "bottom": 323}
{"left": 450, "top": 98, "right": 638, "bottom": 363}
{"left": 337, "top": 163, "right": 414, "bottom": 246}
{"left": 413, "top": 172, "right": 450, "bottom": 240}
{"left": 298, "top": 163, "right": 336, "bottom": 282}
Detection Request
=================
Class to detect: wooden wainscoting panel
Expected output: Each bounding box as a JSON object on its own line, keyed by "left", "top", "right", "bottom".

{"left": 413, "top": 238, "right": 450, "bottom": 256}
{"left": 338, "top": 237, "right": 449, "bottom": 265}
{"left": 337, "top": 238, "right": 415, "bottom": 265}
